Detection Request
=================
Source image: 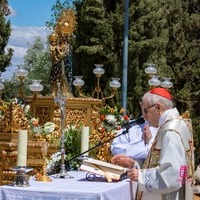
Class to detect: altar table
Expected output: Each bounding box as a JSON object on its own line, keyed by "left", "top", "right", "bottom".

{"left": 0, "top": 171, "right": 137, "bottom": 200}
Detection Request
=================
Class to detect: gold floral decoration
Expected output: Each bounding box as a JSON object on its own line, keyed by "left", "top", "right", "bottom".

{"left": 28, "top": 118, "right": 60, "bottom": 145}
{"left": 90, "top": 105, "right": 130, "bottom": 162}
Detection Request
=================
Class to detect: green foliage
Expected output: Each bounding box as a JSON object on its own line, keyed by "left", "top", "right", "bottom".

{"left": 49, "top": 0, "right": 200, "bottom": 166}
{"left": 22, "top": 36, "right": 52, "bottom": 96}
{"left": 161, "top": 1, "right": 200, "bottom": 167}
{"left": 72, "top": 0, "right": 118, "bottom": 96}
{"left": 46, "top": 125, "right": 82, "bottom": 173}
{"left": 64, "top": 125, "right": 82, "bottom": 170}
{"left": 164, "top": 1, "right": 200, "bottom": 115}
{"left": 2, "top": 36, "right": 52, "bottom": 100}
{"left": 0, "top": 6, "right": 13, "bottom": 72}
{"left": 2, "top": 78, "right": 19, "bottom": 100}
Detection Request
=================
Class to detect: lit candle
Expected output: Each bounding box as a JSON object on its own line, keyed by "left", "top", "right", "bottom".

{"left": 17, "top": 130, "right": 28, "bottom": 167}
{"left": 81, "top": 126, "right": 90, "bottom": 156}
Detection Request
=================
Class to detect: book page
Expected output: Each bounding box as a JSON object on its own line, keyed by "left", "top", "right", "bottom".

{"left": 80, "top": 158, "right": 128, "bottom": 182}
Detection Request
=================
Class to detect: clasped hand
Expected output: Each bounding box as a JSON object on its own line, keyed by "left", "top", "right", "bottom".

{"left": 142, "top": 124, "right": 152, "bottom": 145}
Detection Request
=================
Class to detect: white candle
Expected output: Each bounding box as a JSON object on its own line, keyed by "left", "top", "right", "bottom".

{"left": 17, "top": 130, "right": 28, "bottom": 167}
{"left": 81, "top": 126, "right": 90, "bottom": 156}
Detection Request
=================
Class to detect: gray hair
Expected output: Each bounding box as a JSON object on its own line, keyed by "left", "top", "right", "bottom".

{"left": 142, "top": 92, "right": 174, "bottom": 109}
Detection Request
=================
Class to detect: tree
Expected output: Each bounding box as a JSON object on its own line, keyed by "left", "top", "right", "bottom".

{"left": 50, "top": 1, "right": 200, "bottom": 127}
{"left": 2, "top": 36, "right": 52, "bottom": 100}
{"left": 72, "top": 0, "right": 171, "bottom": 116}
{"left": 2, "top": 77, "right": 19, "bottom": 100}
{"left": 0, "top": 0, "right": 13, "bottom": 73}
{"left": 125, "top": 0, "right": 168, "bottom": 115}
{"left": 72, "top": 0, "right": 110, "bottom": 96}
{"left": 22, "top": 36, "right": 52, "bottom": 96}
{"left": 0, "top": 0, "right": 10, "bottom": 15}
{"left": 163, "top": 0, "right": 200, "bottom": 164}
{"left": 164, "top": 0, "right": 200, "bottom": 112}
{"left": 49, "top": 0, "right": 200, "bottom": 113}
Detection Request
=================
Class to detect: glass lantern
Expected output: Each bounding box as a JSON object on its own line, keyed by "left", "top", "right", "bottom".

{"left": 29, "top": 80, "right": 44, "bottom": 92}
{"left": 93, "top": 64, "right": 105, "bottom": 76}
{"left": 144, "top": 63, "right": 157, "bottom": 75}
{"left": 15, "top": 67, "right": 28, "bottom": 79}
{"left": 0, "top": 82, "right": 4, "bottom": 91}
{"left": 161, "top": 78, "right": 173, "bottom": 89}
{"left": 73, "top": 76, "right": 85, "bottom": 87}
{"left": 110, "top": 78, "right": 121, "bottom": 89}
{"left": 148, "top": 75, "right": 161, "bottom": 87}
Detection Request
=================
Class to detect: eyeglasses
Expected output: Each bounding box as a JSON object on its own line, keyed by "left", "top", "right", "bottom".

{"left": 143, "top": 104, "right": 156, "bottom": 114}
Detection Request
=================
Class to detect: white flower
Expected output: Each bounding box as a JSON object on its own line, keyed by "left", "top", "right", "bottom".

{"left": 44, "top": 122, "right": 56, "bottom": 133}
{"left": 20, "top": 104, "right": 30, "bottom": 114}
{"left": 64, "top": 125, "right": 76, "bottom": 132}
{"left": 105, "top": 114, "right": 116, "bottom": 123}
{"left": 33, "top": 126, "right": 43, "bottom": 134}
{"left": 46, "top": 152, "right": 62, "bottom": 174}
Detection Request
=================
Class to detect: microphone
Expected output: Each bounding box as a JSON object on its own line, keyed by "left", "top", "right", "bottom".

{"left": 66, "top": 118, "right": 145, "bottom": 165}
{"left": 121, "top": 117, "right": 145, "bottom": 129}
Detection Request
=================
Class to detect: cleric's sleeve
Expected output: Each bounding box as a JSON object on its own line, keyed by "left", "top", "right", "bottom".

{"left": 110, "top": 129, "right": 129, "bottom": 155}
{"left": 111, "top": 126, "right": 144, "bottom": 156}
{"left": 125, "top": 140, "right": 149, "bottom": 160}
{"left": 138, "top": 130, "right": 186, "bottom": 194}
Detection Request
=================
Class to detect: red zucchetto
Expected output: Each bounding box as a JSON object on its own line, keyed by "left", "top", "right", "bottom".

{"left": 150, "top": 87, "right": 172, "bottom": 100}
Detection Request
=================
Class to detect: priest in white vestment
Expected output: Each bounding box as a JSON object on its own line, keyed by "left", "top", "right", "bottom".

{"left": 111, "top": 88, "right": 194, "bottom": 200}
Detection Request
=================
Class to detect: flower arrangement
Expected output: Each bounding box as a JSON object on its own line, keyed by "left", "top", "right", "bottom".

{"left": 44, "top": 105, "right": 131, "bottom": 173}
{"left": 46, "top": 151, "right": 62, "bottom": 174}
{"left": 46, "top": 124, "right": 82, "bottom": 174}
{"left": 90, "top": 105, "right": 131, "bottom": 162}
{"left": 29, "top": 118, "right": 60, "bottom": 144}
{"left": 98, "top": 105, "right": 130, "bottom": 133}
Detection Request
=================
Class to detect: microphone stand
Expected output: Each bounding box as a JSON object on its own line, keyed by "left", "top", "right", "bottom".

{"left": 67, "top": 127, "right": 131, "bottom": 164}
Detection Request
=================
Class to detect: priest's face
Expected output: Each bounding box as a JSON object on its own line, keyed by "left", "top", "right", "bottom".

{"left": 141, "top": 98, "right": 160, "bottom": 128}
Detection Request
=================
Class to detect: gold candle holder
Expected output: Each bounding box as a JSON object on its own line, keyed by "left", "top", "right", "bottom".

{"left": 35, "top": 141, "right": 52, "bottom": 182}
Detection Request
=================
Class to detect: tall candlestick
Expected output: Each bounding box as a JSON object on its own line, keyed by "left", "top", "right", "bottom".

{"left": 17, "top": 130, "right": 28, "bottom": 167}
{"left": 81, "top": 126, "right": 90, "bottom": 156}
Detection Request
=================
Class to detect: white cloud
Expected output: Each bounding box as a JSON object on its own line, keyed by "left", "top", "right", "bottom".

{"left": 9, "top": 25, "right": 50, "bottom": 48}
{"left": 1, "top": 25, "right": 51, "bottom": 80}
{"left": 8, "top": 45, "right": 27, "bottom": 60}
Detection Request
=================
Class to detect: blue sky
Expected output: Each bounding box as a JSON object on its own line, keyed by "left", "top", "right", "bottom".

{"left": 1, "top": 0, "right": 63, "bottom": 79}
{"left": 8, "top": 0, "right": 54, "bottom": 27}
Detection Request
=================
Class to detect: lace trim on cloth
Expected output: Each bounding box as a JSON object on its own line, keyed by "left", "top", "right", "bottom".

{"left": 144, "top": 170, "right": 153, "bottom": 192}
{"left": 0, "top": 188, "right": 101, "bottom": 200}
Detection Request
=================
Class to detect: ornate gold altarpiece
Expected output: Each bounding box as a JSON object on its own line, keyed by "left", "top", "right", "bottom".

{"left": 0, "top": 96, "right": 102, "bottom": 185}
{"left": 0, "top": 8, "right": 111, "bottom": 185}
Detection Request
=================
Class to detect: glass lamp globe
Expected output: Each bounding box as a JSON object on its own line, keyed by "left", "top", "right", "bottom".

{"left": 161, "top": 78, "right": 173, "bottom": 89}
{"left": 144, "top": 63, "right": 157, "bottom": 75}
{"left": 73, "top": 76, "right": 85, "bottom": 87}
{"left": 0, "top": 82, "right": 4, "bottom": 91}
{"left": 110, "top": 78, "right": 121, "bottom": 89}
{"left": 93, "top": 64, "right": 105, "bottom": 76}
{"left": 148, "top": 75, "right": 161, "bottom": 87}
{"left": 15, "top": 67, "right": 28, "bottom": 78}
{"left": 29, "top": 80, "right": 44, "bottom": 92}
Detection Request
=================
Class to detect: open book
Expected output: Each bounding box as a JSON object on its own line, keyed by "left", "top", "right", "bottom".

{"left": 80, "top": 158, "right": 128, "bottom": 182}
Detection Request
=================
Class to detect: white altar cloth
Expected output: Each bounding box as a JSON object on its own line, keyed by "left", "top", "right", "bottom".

{"left": 0, "top": 171, "right": 137, "bottom": 200}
